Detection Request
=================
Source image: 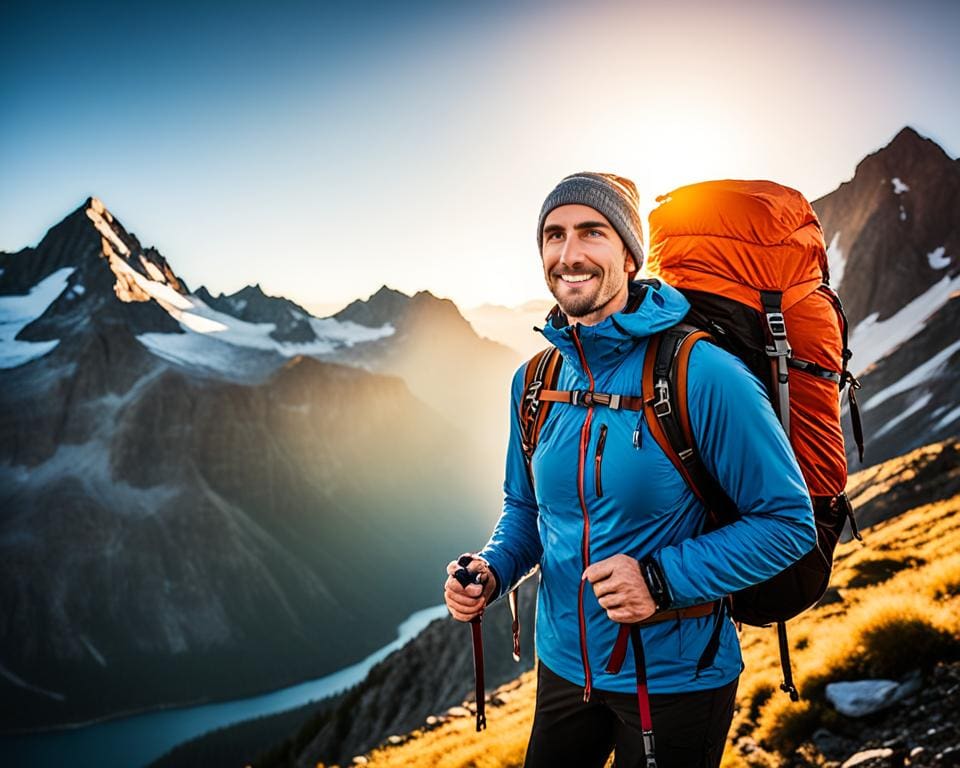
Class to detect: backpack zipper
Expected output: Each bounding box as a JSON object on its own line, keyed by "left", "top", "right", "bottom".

{"left": 595, "top": 424, "right": 607, "bottom": 497}
{"left": 571, "top": 326, "right": 595, "bottom": 702}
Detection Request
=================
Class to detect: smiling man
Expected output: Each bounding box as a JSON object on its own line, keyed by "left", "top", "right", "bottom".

{"left": 444, "top": 173, "right": 815, "bottom": 768}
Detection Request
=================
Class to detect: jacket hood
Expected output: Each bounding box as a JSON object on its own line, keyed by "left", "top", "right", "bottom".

{"left": 541, "top": 279, "right": 690, "bottom": 370}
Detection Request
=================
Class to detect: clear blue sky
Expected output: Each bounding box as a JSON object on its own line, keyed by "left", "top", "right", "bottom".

{"left": 3, "top": 0, "right": 958, "bottom": 312}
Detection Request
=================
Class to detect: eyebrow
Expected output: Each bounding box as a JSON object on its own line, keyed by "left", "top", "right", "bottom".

{"left": 543, "top": 221, "right": 611, "bottom": 234}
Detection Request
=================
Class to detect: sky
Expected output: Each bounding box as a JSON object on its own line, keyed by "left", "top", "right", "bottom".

{"left": 2, "top": 0, "right": 959, "bottom": 314}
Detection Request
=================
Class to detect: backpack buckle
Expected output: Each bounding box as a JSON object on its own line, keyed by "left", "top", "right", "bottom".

{"left": 765, "top": 311, "right": 787, "bottom": 339}
{"left": 653, "top": 379, "right": 672, "bottom": 417}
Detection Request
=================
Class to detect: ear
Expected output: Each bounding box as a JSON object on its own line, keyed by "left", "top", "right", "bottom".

{"left": 623, "top": 248, "right": 637, "bottom": 275}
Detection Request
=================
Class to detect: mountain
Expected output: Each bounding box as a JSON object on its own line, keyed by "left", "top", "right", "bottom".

{"left": 811, "top": 127, "right": 960, "bottom": 467}
{"left": 194, "top": 284, "right": 317, "bottom": 343}
{"left": 329, "top": 286, "right": 524, "bottom": 461}
{"left": 0, "top": 199, "right": 498, "bottom": 730}
{"left": 463, "top": 299, "right": 555, "bottom": 359}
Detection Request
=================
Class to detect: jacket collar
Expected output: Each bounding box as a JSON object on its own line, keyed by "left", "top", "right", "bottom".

{"left": 539, "top": 279, "right": 690, "bottom": 372}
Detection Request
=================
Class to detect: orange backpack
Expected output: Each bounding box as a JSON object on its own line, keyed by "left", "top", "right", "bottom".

{"left": 646, "top": 179, "right": 865, "bottom": 696}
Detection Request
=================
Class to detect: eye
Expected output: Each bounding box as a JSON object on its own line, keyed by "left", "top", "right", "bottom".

{"left": 546, "top": 231, "right": 564, "bottom": 241}
{"left": 586, "top": 229, "right": 603, "bottom": 237}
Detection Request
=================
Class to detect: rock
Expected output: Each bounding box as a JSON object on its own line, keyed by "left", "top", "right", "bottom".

{"left": 840, "top": 748, "right": 897, "bottom": 767}
{"left": 386, "top": 735, "right": 405, "bottom": 746}
{"left": 814, "top": 727, "right": 856, "bottom": 760}
{"left": 445, "top": 706, "right": 472, "bottom": 718}
{"left": 828, "top": 680, "right": 901, "bottom": 717}
{"left": 936, "top": 745, "right": 960, "bottom": 766}
{"left": 351, "top": 757, "right": 369, "bottom": 766}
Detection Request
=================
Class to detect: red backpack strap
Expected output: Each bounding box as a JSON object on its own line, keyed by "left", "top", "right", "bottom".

{"left": 520, "top": 347, "right": 563, "bottom": 475}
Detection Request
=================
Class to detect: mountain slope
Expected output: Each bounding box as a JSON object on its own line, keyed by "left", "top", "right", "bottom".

{"left": 810, "top": 127, "right": 960, "bottom": 468}
{"left": 329, "top": 285, "right": 524, "bottom": 461}
{"left": 0, "top": 199, "right": 495, "bottom": 730}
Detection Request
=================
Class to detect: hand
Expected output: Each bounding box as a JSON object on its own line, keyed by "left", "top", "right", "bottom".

{"left": 583, "top": 554, "right": 656, "bottom": 624}
{"left": 444, "top": 554, "right": 498, "bottom": 623}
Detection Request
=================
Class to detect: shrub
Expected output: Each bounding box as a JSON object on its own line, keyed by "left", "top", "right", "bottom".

{"left": 800, "top": 593, "right": 959, "bottom": 700}
{"left": 922, "top": 553, "right": 960, "bottom": 599}
{"left": 752, "top": 695, "right": 821, "bottom": 753}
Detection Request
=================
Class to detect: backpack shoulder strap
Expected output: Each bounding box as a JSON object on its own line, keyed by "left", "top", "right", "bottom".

{"left": 642, "top": 323, "right": 736, "bottom": 528}
{"left": 519, "top": 347, "right": 563, "bottom": 473}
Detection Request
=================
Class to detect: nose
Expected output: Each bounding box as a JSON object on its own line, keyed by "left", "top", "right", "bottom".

{"left": 558, "top": 235, "right": 583, "bottom": 270}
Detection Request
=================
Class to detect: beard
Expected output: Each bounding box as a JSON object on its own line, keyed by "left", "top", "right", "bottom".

{"left": 548, "top": 268, "right": 627, "bottom": 320}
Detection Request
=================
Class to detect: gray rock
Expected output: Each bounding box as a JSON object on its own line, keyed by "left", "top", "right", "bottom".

{"left": 828, "top": 680, "right": 901, "bottom": 717}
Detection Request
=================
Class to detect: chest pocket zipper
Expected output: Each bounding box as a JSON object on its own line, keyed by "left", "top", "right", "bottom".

{"left": 595, "top": 424, "right": 608, "bottom": 497}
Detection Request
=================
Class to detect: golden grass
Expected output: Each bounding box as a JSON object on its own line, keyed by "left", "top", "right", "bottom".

{"left": 359, "top": 671, "right": 535, "bottom": 768}
{"left": 358, "top": 451, "right": 960, "bottom": 768}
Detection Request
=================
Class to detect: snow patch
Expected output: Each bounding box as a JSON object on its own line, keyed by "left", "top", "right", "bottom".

{"left": 826, "top": 231, "right": 845, "bottom": 290}
{"left": 927, "top": 246, "right": 950, "bottom": 270}
{"left": 113, "top": 256, "right": 395, "bottom": 376}
{"left": 873, "top": 392, "right": 933, "bottom": 438}
{"left": 0, "top": 267, "right": 74, "bottom": 369}
{"left": 863, "top": 339, "right": 960, "bottom": 411}
{"left": 0, "top": 661, "right": 66, "bottom": 701}
{"left": 934, "top": 404, "right": 960, "bottom": 431}
{"left": 849, "top": 273, "right": 960, "bottom": 375}
{"left": 891, "top": 177, "right": 909, "bottom": 194}
{"left": 80, "top": 635, "right": 107, "bottom": 667}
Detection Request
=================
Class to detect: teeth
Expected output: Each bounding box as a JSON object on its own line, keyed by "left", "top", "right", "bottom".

{"left": 560, "top": 274, "right": 593, "bottom": 283}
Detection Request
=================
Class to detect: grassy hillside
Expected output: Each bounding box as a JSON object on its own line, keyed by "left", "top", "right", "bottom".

{"left": 342, "top": 440, "right": 960, "bottom": 768}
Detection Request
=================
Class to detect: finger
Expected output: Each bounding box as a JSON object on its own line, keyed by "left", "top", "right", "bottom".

{"left": 583, "top": 560, "right": 615, "bottom": 584}
{"left": 443, "top": 581, "right": 483, "bottom": 606}
{"left": 448, "top": 606, "right": 481, "bottom": 622}
{"left": 446, "top": 592, "right": 484, "bottom": 613}
{"left": 598, "top": 594, "right": 622, "bottom": 610}
{"left": 446, "top": 560, "right": 461, "bottom": 576}
{"left": 445, "top": 585, "right": 484, "bottom": 607}
{"left": 591, "top": 579, "right": 620, "bottom": 599}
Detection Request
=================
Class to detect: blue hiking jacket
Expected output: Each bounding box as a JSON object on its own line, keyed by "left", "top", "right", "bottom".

{"left": 479, "top": 280, "right": 816, "bottom": 694}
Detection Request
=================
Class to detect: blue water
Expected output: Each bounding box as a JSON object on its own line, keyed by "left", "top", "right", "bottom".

{"left": 1, "top": 604, "right": 449, "bottom": 768}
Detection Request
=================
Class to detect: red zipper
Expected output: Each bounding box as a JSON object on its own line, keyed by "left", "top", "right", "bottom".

{"left": 571, "top": 326, "right": 595, "bottom": 701}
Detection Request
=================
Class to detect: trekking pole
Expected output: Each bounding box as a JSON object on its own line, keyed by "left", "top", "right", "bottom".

{"left": 454, "top": 555, "right": 487, "bottom": 731}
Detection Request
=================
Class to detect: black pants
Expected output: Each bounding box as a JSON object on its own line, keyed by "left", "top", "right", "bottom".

{"left": 523, "top": 663, "right": 738, "bottom": 768}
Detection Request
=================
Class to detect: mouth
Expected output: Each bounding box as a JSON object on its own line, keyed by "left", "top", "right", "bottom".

{"left": 556, "top": 273, "right": 597, "bottom": 285}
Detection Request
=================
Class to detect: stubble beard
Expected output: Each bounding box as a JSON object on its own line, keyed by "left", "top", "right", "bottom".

{"left": 550, "top": 269, "right": 625, "bottom": 321}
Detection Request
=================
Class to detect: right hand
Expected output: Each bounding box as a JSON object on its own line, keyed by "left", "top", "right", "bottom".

{"left": 444, "top": 554, "right": 498, "bottom": 622}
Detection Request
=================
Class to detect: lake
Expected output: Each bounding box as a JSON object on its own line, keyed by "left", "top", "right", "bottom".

{"left": 2, "top": 604, "right": 449, "bottom": 768}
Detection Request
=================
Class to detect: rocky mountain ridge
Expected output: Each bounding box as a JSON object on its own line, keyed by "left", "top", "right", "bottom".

{"left": 0, "top": 198, "right": 503, "bottom": 730}
{"left": 810, "top": 127, "right": 960, "bottom": 468}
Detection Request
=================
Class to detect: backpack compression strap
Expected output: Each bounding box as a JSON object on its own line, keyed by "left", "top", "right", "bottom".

{"left": 820, "top": 284, "right": 865, "bottom": 463}
{"left": 520, "top": 347, "right": 564, "bottom": 474}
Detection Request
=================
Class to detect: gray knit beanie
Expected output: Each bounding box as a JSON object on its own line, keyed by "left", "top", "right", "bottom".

{"left": 537, "top": 172, "right": 644, "bottom": 273}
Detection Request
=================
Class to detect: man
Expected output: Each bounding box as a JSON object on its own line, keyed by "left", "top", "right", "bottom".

{"left": 444, "top": 172, "right": 816, "bottom": 768}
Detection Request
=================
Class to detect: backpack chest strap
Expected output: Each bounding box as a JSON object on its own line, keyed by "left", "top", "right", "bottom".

{"left": 538, "top": 388, "right": 644, "bottom": 411}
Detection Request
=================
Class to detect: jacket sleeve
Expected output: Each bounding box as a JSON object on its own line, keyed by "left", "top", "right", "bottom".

{"left": 477, "top": 365, "right": 544, "bottom": 601}
{"left": 654, "top": 341, "right": 817, "bottom": 607}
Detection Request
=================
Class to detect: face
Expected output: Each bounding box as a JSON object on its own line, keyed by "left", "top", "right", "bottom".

{"left": 541, "top": 204, "right": 635, "bottom": 326}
